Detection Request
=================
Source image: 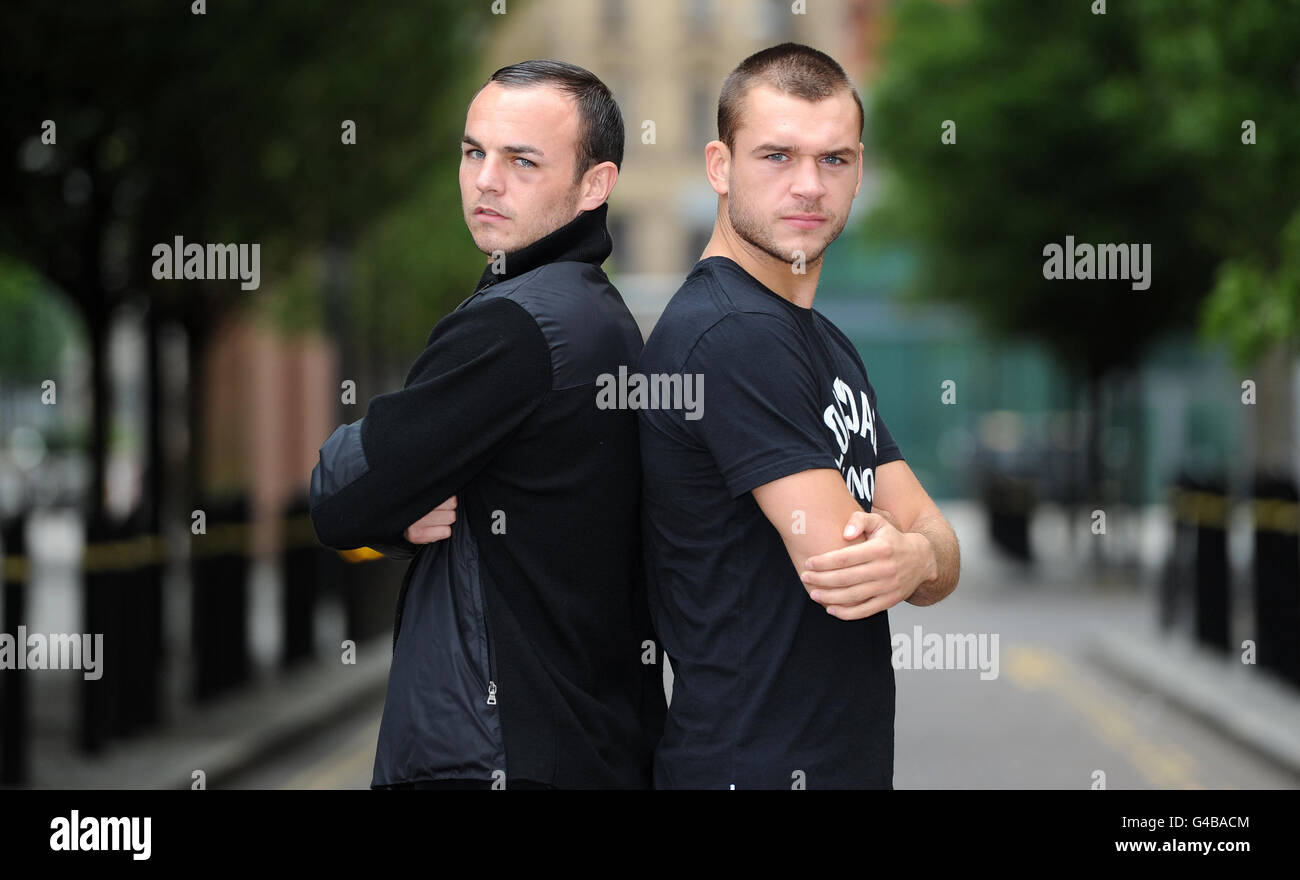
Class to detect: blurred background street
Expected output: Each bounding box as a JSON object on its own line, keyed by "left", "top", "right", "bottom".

{"left": 219, "top": 503, "right": 1300, "bottom": 790}
{"left": 1, "top": 0, "right": 1297, "bottom": 790}
{"left": 21, "top": 501, "right": 1294, "bottom": 791}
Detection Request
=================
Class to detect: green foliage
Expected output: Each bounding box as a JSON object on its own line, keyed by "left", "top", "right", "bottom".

{"left": 347, "top": 167, "right": 480, "bottom": 355}
{"left": 0, "top": 0, "right": 491, "bottom": 354}
{"left": 0, "top": 256, "right": 75, "bottom": 380}
{"left": 258, "top": 156, "right": 479, "bottom": 356}
{"left": 1202, "top": 207, "right": 1300, "bottom": 367}
{"left": 863, "top": 0, "right": 1300, "bottom": 375}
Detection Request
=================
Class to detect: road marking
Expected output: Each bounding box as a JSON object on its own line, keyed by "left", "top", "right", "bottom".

{"left": 1005, "top": 643, "right": 1203, "bottom": 789}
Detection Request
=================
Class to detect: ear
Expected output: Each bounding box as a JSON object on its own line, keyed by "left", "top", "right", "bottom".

{"left": 704, "top": 140, "right": 730, "bottom": 197}
{"left": 576, "top": 161, "right": 618, "bottom": 211}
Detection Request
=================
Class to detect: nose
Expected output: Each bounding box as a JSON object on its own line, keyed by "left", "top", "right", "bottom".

{"left": 475, "top": 153, "right": 504, "bottom": 196}
{"left": 788, "top": 156, "right": 827, "bottom": 203}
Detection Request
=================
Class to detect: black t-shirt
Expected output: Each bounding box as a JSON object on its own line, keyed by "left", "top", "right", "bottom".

{"left": 638, "top": 255, "right": 905, "bottom": 789}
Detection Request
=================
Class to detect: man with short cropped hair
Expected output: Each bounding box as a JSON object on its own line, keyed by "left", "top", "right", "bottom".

{"left": 638, "top": 43, "right": 961, "bottom": 789}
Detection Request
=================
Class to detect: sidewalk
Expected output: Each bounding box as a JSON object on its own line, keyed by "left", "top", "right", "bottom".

{"left": 16, "top": 638, "right": 391, "bottom": 790}
{"left": 1085, "top": 628, "right": 1300, "bottom": 777}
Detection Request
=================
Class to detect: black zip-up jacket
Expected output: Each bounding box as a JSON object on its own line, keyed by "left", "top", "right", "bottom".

{"left": 309, "top": 202, "right": 665, "bottom": 788}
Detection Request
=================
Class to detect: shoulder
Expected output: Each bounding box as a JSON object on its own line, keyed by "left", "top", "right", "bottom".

{"left": 812, "top": 308, "right": 858, "bottom": 354}
{"left": 404, "top": 294, "right": 551, "bottom": 388}
{"left": 441, "top": 291, "right": 548, "bottom": 347}
{"left": 483, "top": 261, "right": 642, "bottom": 389}
{"left": 470, "top": 260, "right": 631, "bottom": 340}
{"left": 813, "top": 308, "right": 873, "bottom": 378}
{"left": 492, "top": 261, "right": 608, "bottom": 318}
{"left": 641, "top": 261, "right": 803, "bottom": 372}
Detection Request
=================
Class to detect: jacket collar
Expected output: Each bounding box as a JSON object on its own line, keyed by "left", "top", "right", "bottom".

{"left": 472, "top": 201, "right": 613, "bottom": 294}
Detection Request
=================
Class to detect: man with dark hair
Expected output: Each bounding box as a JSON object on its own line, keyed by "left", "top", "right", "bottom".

{"left": 309, "top": 59, "right": 664, "bottom": 790}
{"left": 485, "top": 59, "right": 626, "bottom": 186}
{"left": 638, "top": 43, "right": 961, "bottom": 789}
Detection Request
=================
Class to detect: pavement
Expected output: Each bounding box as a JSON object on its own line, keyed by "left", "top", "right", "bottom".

{"left": 1085, "top": 629, "right": 1300, "bottom": 777}
{"left": 16, "top": 639, "right": 391, "bottom": 790}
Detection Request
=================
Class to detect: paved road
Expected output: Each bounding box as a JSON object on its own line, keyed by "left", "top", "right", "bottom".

{"left": 890, "top": 585, "right": 1294, "bottom": 789}
{"left": 220, "top": 508, "right": 1300, "bottom": 791}
{"left": 223, "top": 593, "right": 1297, "bottom": 790}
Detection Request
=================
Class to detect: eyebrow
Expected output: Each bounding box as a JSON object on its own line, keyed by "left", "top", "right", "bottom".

{"left": 462, "top": 134, "right": 545, "bottom": 157}
{"left": 752, "top": 142, "right": 856, "bottom": 159}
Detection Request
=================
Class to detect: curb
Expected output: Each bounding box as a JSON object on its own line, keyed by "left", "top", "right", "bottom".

{"left": 1085, "top": 629, "right": 1300, "bottom": 778}
{"left": 174, "top": 642, "right": 392, "bottom": 789}
{"left": 24, "top": 638, "right": 391, "bottom": 790}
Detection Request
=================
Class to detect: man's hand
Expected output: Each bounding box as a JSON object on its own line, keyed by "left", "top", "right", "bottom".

{"left": 798, "top": 508, "right": 937, "bottom": 620}
{"left": 404, "top": 495, "right": 457, "bottom": 544}
{"left": 862, "top": 506, "right": 901, "bottom": 533}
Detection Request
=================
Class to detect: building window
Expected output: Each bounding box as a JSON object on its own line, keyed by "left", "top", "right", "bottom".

{"left": 752, "top": 0, "right": 793, "bottom": 41}
{"left": 689, "top": 85, "right": 714, "bottom": 151}
{"left": 686, "top": 0, "right": 714, "bottom": 34}
{"left": 601, "top": 0, "right": 626, "bottom": 36}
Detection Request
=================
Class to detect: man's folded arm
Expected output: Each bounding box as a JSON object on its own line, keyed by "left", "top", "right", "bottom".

{"left": 310, "top": 422, "right": 422, "bottom": 557}
{"left": 676, "top": 312, "right": 861, "bottom": 580}
{"left": 308, "top": 296, "right": 551, "bottom": 551}
{"left": 751, "top": 468, "right": 868, "bottom": 583}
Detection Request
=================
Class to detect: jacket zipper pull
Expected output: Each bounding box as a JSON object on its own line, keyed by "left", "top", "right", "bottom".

{"left": 486, "top": 680, "right": 497, "bottom": 706}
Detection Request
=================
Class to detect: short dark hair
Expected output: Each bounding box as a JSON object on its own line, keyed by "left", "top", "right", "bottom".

{"left": 717, "top": 43, "right": 864, "bottom": 152}
{"left": 478, "top": 59, "right": 624, "bottom": 184}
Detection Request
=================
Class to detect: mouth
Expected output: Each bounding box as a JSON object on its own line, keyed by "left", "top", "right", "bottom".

{"left": 782, "top": 213, "right": 827, "bottom": 230}
{"left": 474, "top": 207, "right": 509, "bottom": 221}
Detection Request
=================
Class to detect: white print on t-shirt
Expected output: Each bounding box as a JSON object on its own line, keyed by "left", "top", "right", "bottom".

{"left": 823, "top": 376, "right": 877, "bottom": 504}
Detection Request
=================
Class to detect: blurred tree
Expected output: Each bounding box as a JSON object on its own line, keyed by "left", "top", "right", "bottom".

{"left": 1203, "top": 210, "right": 1300, "bottom": 369}
{"left": 1141, "top": 0, "right": 1300, "bottom": 477}
{"left": 0, "top": 256, "right": 73, "bottom": 381}
{"left": 1202, "top": 207, "right": 1300, "bottom": 476}
{"left": 863, "top": 0, "right": 1300, "bottom": 506}
{"left": 0, "top": 0, "right": 489, "bottom": 525}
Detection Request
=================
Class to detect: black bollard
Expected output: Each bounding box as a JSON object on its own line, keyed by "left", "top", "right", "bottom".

{"left": 280, "top": 494, "right": 318, "bottom": 669}
{"left": 117, "top": 507, "right": 164, "bottom": 736}
{"left": 985, "top": 470, "right": 1033, "bottom": 562}
{"left": 1191, "top": 475, "right": 1231, "bottom": 654}
{"left": 191, "top": 493, "right": 251, "bottom": 702}
{"left": 1, "top": 514, "right": 29, "bottom": 785}
{"left": 140, "top": 523, "right": 165, "bottom": 728}
{"left": 80, "top": 511, "right": 115, "bottom": 754}
{"left": 1160, "top": 473, "right": 1197, "bottom": 634}
{"left": 1252, "top": 474, "right": 1299, "bottom": 687}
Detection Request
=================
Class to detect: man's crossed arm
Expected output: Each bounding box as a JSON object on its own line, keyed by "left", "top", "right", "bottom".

{"left": 751, "top": 459, "right": 960, "bottom": 619}
{"left": 308, "top": 296, "right": 550, "bottom": 557}
{"left": 405, "top": 459, "right": 960, "bottom": 619}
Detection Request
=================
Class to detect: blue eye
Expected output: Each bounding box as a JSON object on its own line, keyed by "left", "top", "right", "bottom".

{"left": 514, "top": 157, "right": 536, "bottom": 168}
{"left": 764, "top": 153, "right": 789, "bottom": 162}
{"left": 823, "top": 156, "right": 845, "bottom": 165}
{"left": 465, "top": 148, "right": 484, "bottom": 159}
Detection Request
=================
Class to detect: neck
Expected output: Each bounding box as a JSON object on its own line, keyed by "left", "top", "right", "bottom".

{"left": 474, "top": 201, "right": 612, "bottom": 292}
{"left": 700, "top": 203, "right": 822, "bottom": 309}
